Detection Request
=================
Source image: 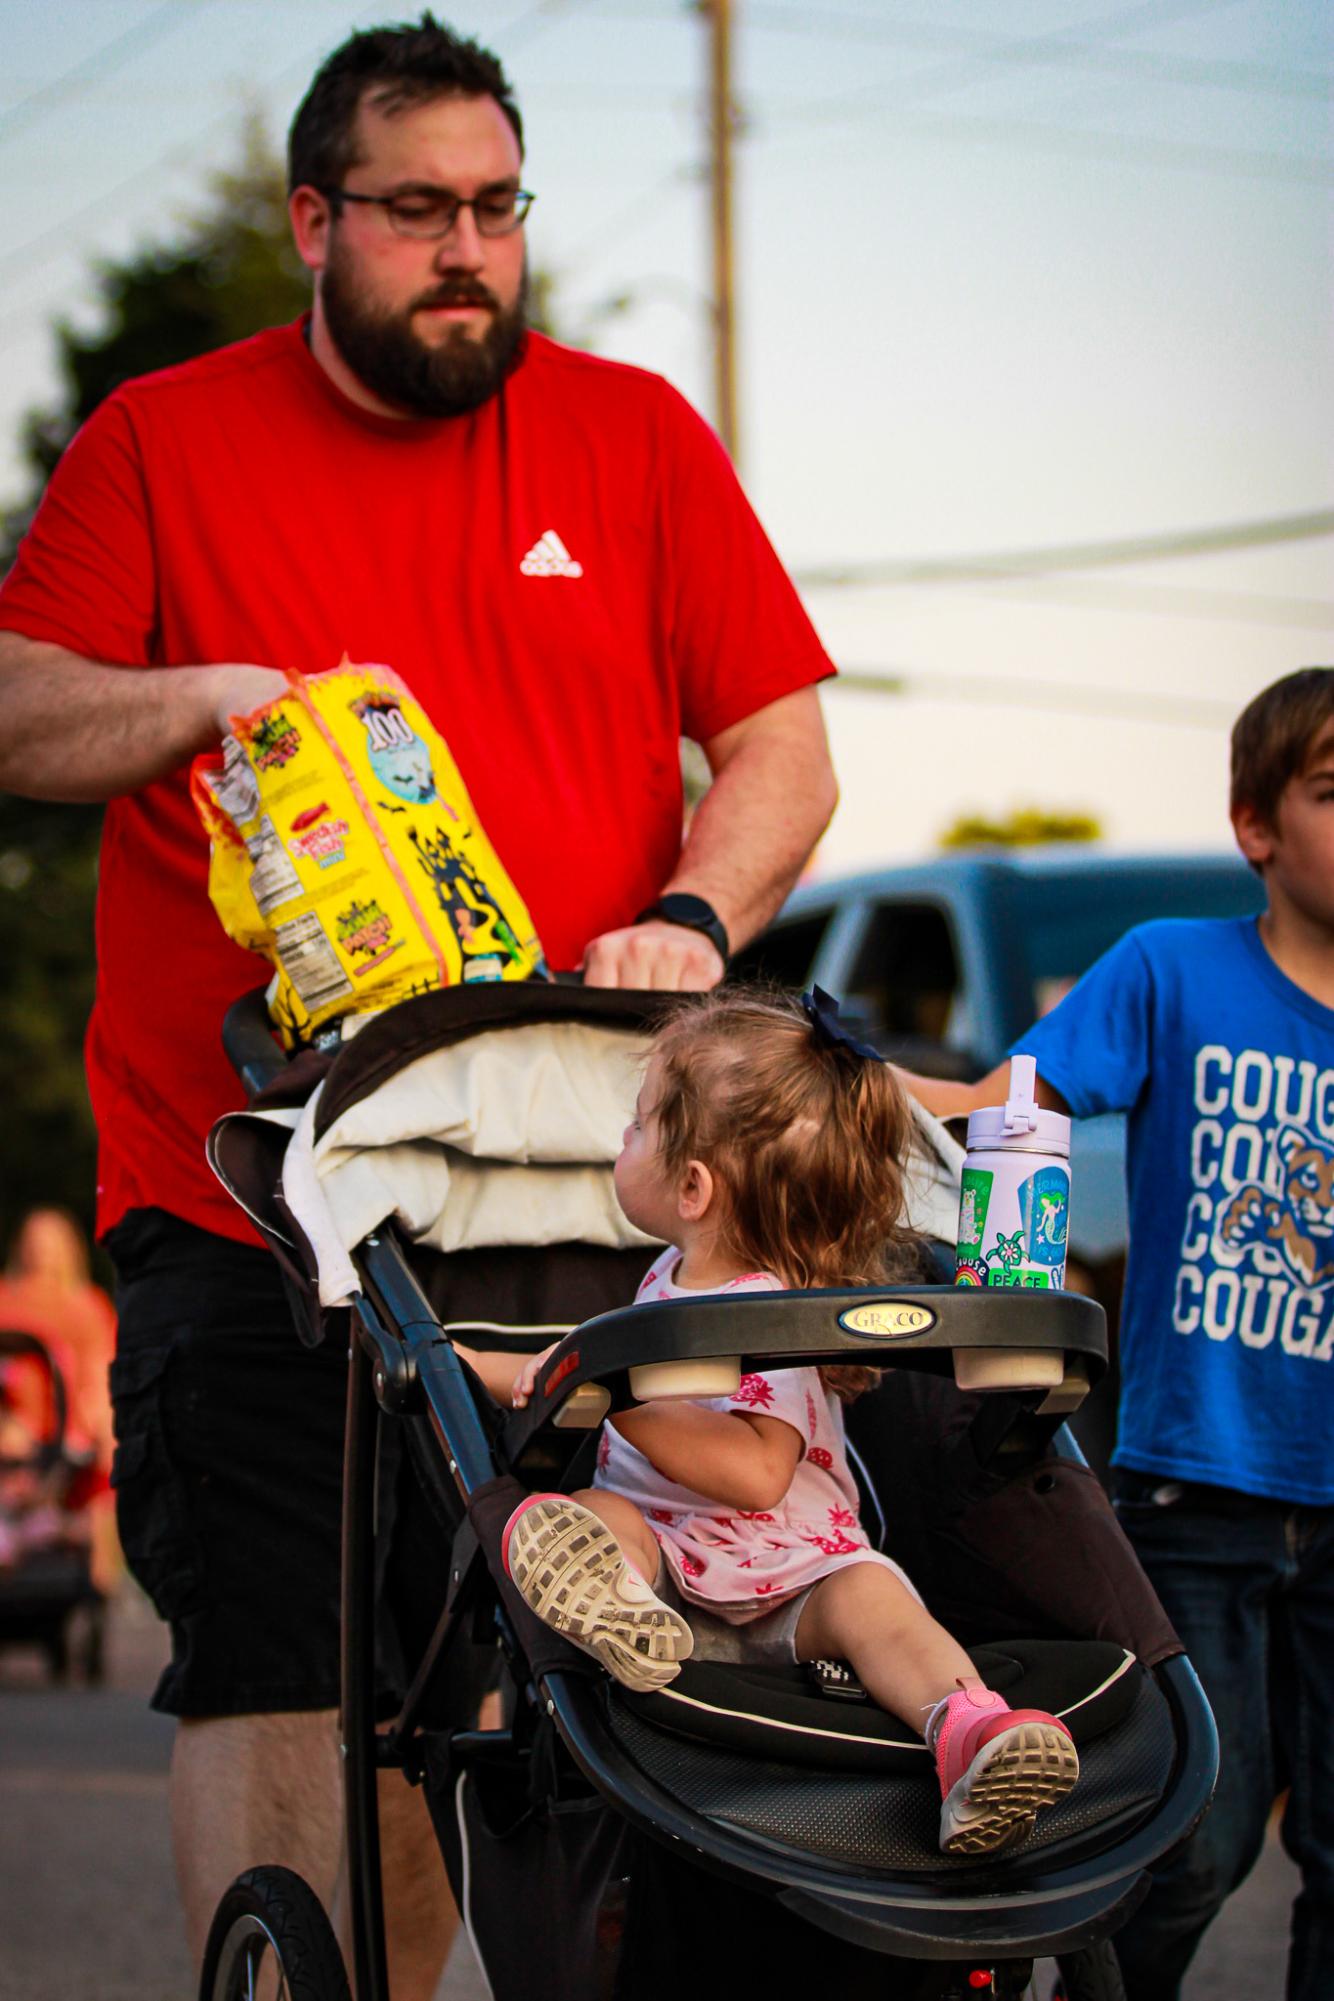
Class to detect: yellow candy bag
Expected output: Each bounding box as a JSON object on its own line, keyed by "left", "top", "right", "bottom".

{"left": 192, "top": 658, "right": 548, "bottom": 1044}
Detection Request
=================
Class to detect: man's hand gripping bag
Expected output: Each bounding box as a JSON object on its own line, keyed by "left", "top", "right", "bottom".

{"left": 192, "top": 659, "right": 549, "bottom": 1044}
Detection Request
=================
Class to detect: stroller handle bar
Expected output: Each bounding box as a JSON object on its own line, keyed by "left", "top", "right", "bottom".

{"left": 221, "top": 987, "right": 286, "bottom": 1098}
{"left": 500, "top": 1285, "right": 1106, "bottom": 1465}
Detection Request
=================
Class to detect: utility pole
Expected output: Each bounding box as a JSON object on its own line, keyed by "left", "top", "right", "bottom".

{"left": 702, "top": 0, "right": 739, "bottom": 467}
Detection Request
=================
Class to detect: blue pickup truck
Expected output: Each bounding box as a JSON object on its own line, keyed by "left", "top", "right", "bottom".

{"left": 732, "top": 848, "right": 1265, "bottom": 1468}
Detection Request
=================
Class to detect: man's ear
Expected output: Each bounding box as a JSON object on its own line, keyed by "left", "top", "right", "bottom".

{"left": 677, "top": 1158, "right": 716, "bottom": 1224}
{"left": 1231, "top": 798, "right": 1277, "bottom": 871}
{"left": 289, "top": 187, "right": 334, "bottom": 275}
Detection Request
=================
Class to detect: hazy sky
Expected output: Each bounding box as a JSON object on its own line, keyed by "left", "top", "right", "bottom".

{"left": 2, "top": 0, "right": 1330, "bottom": 872}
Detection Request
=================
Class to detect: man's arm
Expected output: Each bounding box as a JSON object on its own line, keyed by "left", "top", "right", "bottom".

{"left": 0, "top": 633, "right": 289, "bottom": 802}
{"left": 582, "top": 684, "right": 837, "bottom": 990}
{"left": 894, "top": 1060, "right": 1070, "bottom": 1123}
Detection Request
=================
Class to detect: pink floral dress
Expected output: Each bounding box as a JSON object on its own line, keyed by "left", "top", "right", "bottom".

{"left": 594, "top": 1248, "right": 918, "bottom": 1622}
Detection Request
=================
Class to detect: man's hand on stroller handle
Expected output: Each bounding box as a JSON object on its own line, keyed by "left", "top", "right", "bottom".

{"left": 582, "top": 919, "right": 724, "bottom": 993}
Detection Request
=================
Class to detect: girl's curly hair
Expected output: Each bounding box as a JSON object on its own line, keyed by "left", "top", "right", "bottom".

{"left": 647, "top": 987, "right": 927, "bottom": 1401}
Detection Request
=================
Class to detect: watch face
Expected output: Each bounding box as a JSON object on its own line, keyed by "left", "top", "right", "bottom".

{"left": 658, "top": 895, "right": 715, "bottom": 925}
{"left": 642, "top": 895, "right": 728, "bottom": 958}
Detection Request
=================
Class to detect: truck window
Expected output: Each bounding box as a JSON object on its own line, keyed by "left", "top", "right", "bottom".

{"left": 729, "top": 911, "right": 831, "bottom": 989}
{"left": 844, "top": 901, "right": 976, "bottom": 1077}
{"left": 1014, "top": 864, "right": 1263, "bottom": 1013}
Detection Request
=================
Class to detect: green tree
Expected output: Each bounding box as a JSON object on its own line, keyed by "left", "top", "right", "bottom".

{"left": 0, "top": 123, "right": 315, "bottom": 1253}
{"left": 939, "top": 807, "right": 1103, "bottom": 850}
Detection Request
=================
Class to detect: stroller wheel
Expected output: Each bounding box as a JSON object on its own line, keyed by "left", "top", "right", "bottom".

{"left": 198, "top": 1865, "right": 351, "bottom": 2001}
{"left": 80, "top": 1602, "right": 106, "bottom": 1686}
{"left": 43, "top": 1619, "right": 70, "bottom": 1683}
{"left": 1051, "top": 1940, "right": 1126, "bottom": 2001}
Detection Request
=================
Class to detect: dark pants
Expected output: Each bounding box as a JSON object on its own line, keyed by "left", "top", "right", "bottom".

{"left": 1111, "top": 1473, "right": 1334, "bottom": 2001}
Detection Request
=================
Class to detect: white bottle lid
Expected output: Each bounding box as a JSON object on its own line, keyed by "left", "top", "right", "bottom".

{"left": 965, "top": 1052, "right": 1071, "bottom": 1156}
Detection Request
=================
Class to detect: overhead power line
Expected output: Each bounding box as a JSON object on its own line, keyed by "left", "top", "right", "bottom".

{"left": 741, "top": 1, "right": 1331, "bottom": 103}
{"left": 943, "top": 573, "right": 1334, "bottom": 632}
{"left": 0, "top": 0, "right": 582, "bottom": 306}
{"left": 759, "top": 101, "right": 1332, "bottom": 189}
{"left": 829, "top": 665, "right": 1238, "bottom": 729}
{"left": 0, "top": 0, "right": 199, "bottom": 149}
{"left": 794, "top": 509, "right": 1334, "bottom": 591}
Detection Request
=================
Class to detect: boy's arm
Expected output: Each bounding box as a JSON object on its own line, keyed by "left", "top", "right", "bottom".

{"left": 892, "top": 1060, "right": 1071, "bottom": 1122}
{"left": 611, "top": 1404, "right": 803, "bottom": 1513}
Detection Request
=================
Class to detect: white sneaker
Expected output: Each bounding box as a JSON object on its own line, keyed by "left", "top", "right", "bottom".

{"left": 502, "top": 1493, "right": 694, "bottom": 1694}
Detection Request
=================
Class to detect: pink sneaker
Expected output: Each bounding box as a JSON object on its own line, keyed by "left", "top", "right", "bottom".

{"left": 932, "top": 1686, "right": 1079, "bottom": 1856}
{"left": 502, "top": 1493, "right": 693, "bottom": 1694}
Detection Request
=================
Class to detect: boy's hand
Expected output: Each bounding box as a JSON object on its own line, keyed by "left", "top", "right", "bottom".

{"left": 511, "top": 1342, "right": 560, "bottom": 1408}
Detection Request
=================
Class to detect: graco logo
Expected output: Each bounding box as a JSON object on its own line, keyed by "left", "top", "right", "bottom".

{"left": 838, "top": 1301, "right": 938, "bottom": 1340}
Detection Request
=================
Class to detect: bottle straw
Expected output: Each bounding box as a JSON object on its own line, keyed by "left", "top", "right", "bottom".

{"left": 1003, "top": 1053, "right": 1039, "bottom": 1135}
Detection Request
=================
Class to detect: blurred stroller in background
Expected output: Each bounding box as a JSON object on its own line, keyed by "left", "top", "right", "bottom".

{"left": 0, "top": 1208, "right": 116, "bottom": 1681}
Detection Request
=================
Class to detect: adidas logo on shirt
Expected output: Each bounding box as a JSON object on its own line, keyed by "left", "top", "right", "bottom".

{"left": 519, "top": 529, "right": 584, "bottom": 578}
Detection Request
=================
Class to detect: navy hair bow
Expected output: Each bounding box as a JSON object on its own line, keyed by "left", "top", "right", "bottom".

{"left": 800, "top": 985, "right": 881, "bottom": 1064}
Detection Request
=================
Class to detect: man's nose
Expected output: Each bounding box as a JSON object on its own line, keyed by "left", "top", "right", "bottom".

{"left": 433, "top": 205, "right": 486, "bottom": 268}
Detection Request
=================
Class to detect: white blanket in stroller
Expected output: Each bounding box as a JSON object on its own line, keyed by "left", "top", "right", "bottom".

{"left": 273, "top": 1022, "right": 964, "bottom": 1307}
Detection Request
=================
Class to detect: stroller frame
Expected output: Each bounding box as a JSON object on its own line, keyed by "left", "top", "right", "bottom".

{"left": 336, "top": 1232, "right": 1217, "bottom": 1999}
{"left": 205, "top": 985, "right": 1219, "bottom": 2001}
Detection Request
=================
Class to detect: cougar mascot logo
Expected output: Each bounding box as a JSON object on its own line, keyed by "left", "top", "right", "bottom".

{"left": 1219, "top": 1126, "right": 1334, "bottom": 1291}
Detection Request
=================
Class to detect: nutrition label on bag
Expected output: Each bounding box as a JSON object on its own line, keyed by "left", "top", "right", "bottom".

{"left": 272, "top": 910, "right": 354, "bottom": 1014}
{"left": 243, "top": 816, "right": 303, "bottom": 918}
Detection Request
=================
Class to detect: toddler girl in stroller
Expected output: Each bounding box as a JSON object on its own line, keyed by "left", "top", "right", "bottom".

{"left": 466, "top": 988, "right": 1079, "bottom": 1857}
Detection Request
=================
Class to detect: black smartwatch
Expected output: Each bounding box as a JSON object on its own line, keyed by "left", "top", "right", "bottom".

{"left": 634, "top": 893, "right": 730, "bottom": 962}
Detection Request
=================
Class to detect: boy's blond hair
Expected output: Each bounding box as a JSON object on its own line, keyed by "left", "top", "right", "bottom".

{"left": 649, "top": 988, "right": 927, "bottom": 1401}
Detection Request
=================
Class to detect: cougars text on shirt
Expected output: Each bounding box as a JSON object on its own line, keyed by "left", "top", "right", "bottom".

{"left": 1175, "top": 1044, "right": 1334, "bottom": 1359}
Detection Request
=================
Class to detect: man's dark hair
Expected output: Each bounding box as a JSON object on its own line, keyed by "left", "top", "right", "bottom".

{"left": 1230, "top": 667, "right": 1334, "bottom": 825}
{"left": 288, "top": 13, "right": 523, "bottom": 195}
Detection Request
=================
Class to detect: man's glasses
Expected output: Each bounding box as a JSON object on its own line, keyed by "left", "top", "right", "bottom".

{"left": 320, "top": 186, "right": 535, "bottom": 240}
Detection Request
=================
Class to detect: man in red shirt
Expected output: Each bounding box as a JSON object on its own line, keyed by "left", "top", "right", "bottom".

{"left": 0, "top": 15, "right": 835, "bottom": 1994}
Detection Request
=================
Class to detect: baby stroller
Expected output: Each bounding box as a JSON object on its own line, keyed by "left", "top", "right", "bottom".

{"left": 201, "top": 981, "right": 1217, "bottom": 2001}
{"left": 0, "top": 1328, "right": 105, "bottom": 1682}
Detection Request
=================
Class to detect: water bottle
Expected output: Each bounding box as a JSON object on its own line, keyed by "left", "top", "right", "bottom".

{"left": 954, "top": 1054, "right": 1072, "bottom": 1290}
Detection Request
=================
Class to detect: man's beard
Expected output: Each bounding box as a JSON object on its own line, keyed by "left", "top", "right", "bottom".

{"left": 322, "top": 247, "right": 529, "bottom": 418}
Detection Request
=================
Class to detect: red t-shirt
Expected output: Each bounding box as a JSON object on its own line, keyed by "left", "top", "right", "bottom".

{"left": 0, "top": 322, "right": 833, "bottom": 1243}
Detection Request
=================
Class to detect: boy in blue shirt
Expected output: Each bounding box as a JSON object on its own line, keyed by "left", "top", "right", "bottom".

{"left": 902, "top": 668, "right": 1334, "bottom": 2001}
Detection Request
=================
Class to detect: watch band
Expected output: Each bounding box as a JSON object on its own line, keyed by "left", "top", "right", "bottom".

{"left": 634, "top": 893, "right": 730, "bottom": 961}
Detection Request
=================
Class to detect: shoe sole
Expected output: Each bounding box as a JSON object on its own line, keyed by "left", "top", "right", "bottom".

{"left": 940, "top": 1722, "right": 1079, "bottom": 1855}
{"left": 505, "top": 1496, "right": 694, "bottom": 1694}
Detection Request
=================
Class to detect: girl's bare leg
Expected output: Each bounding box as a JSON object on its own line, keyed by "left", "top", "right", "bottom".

{"left": 795, "top": 1562, "right": 981, "bottom": 1732}
{"left": 566, "top": 1485, "right": 663, "bottom": 1584}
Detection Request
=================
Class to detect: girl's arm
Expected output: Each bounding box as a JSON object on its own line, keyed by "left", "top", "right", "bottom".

{"left": 452, "top": 1342, "right": 558, "bottom": 1407}
{"left": 610, "top": 1404, "right": 803, "bottom": 1513}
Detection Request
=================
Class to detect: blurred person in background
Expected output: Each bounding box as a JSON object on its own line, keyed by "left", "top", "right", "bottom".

{"left": 0, "top": 1207, "right": 118, "bottom": 1590}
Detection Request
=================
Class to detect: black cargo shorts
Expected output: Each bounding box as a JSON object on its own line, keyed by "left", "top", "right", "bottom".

{"left": 106, "top": 1207, "right": 354, "bottom": 1715}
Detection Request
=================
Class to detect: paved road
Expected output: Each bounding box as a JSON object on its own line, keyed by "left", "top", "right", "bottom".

{"left": 0, "top": 1590, "right": 1296, "bottom": 1999}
